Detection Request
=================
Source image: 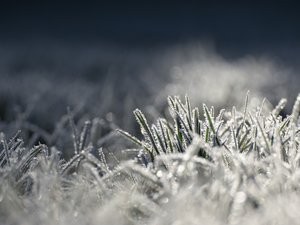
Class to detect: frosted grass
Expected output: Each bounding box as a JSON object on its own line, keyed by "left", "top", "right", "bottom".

{"left": 0, "top": 93, "right": 299, "bottom": 224}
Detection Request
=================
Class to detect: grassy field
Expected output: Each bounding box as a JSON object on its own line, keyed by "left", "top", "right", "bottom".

{"left": 0, "top": 43, "right": 300, "bottom": 224}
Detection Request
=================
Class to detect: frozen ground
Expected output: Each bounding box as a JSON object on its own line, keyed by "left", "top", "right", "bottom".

{"left": 0, "top": 40, "right": 300, "bottom": 224}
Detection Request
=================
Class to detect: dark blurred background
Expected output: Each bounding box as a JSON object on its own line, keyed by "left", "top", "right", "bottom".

{"left": 0, "top": 1, "right": 299, "bottom": 157}
{"left": 1, "top": 1, "right": 300, "bottom": 54}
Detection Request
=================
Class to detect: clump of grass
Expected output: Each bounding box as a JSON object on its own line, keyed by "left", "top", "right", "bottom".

{"left": 118, "top": 93, "right": 299, "bottom": 164}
